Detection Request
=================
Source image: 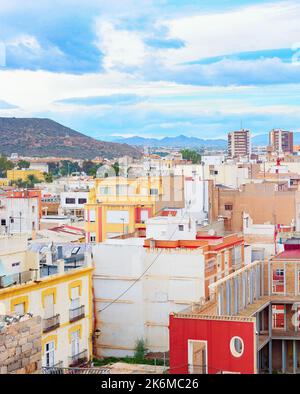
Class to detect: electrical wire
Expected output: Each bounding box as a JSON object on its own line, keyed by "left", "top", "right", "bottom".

{"left": 98, "top": 210, "right": 189, "bottom": 313}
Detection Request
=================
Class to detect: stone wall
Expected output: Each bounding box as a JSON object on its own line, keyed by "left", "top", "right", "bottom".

{"left": 0, "top": 314, "right": 42, "bottom": 374}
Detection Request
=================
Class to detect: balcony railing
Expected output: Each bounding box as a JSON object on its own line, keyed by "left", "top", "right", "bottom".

{"left": 42, "top": 366, "right": 110, "bottom": 374}
{"left": 69, "top": 350, "right": 88, "bottom": 367}
{"left": 0, "top": 270, "right": 35, "bottom": 288}
{"left": 69, "top": 305, "right": 85, "bottom": 323}
{"left": 43, "top": 314, "right": 60, "bottom": 333}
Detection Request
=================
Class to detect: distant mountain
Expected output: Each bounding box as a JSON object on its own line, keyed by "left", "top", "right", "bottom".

{"left": 114, "top": 134, "right": 227, "bottom": 148}
{"left": 0, "top": 117, "right": 141, "bottom": 159}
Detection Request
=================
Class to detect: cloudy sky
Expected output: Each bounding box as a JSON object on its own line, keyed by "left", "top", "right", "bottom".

{"left": 1, "top": 0, "right": 300, "bottom": 140}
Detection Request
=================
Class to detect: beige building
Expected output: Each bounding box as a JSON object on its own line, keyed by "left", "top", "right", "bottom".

{"left": 269, "top": 129, "right": 293, "bottom": 154}
{"left": 228, "top": 129, "right": 251, "bottom": 159}
{"left": 212, "top": 182, "right": 300, "bottom": 233}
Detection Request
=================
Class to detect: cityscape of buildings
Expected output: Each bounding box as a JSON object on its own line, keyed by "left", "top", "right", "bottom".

{"left": 1, "top": 126, "right": 300, "bottom": 375}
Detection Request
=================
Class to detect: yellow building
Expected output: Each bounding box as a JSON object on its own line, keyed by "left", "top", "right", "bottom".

{"left": 0, "top": 235, "right": 93, "bottom": 368}
{"left": 0, "top": 178, "right": 9, "bottom": 187}
{"left": 84, "top": 175, "right": 185, "bottom": 243}
{"left": 7, "top": 169, "right": 45, "bottom": 183}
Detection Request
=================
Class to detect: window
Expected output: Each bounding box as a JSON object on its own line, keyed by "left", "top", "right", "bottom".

{"left": 90, "top": 233, "right": 96, "bottom": 242}
{"left": 45, "top": 341, "right": 55, "bottom": 367}
{"left": 14, "top": 302, "right": 25, "bottom": 314}
{"left": 65, "top": 198, "right": 76, "bottom": 204}
{"left": 89, "top": 210, "right": 96, "bottom": 222}
{"left": 71, "top": 247, "right": 80, "bottom": 255}
{"left": 116, "top": 184, "right": 128, "bottom": 196}
{"left": 32, "top": 206, "right": 35, "bottom": 213}
{"left": 225, "top": 204, "right": 233, "bottom": 211}
{"left": 178, "top": 224, "right": 184, "bottom": 231}
{"left": 78, "top": 198, "right": 87, "bottom": 205}
{"left": 1, "top": 219, "right": 6, "bottom": 226}
{"left": 32, "top": 221, "right": 35, "bottom": 231}
{"left": 71, "top": 330, "right": 80, "bottom": 357}
{"left": 99, "top": 186, "right": 111, "bottom": 195}
{"left": 150, "top": 188, "right": 158, "bottom": 195}
{"left": 272, "top": 268, "right": 285, "bottom": 293}
{"left": 10, "top": 262, "right": 20, "bottom": 274}
{"left": 44, "top": 294, "right": 54, "bottom": 319}
{"left": 140, "top": 210, "right": 149, "bottom": 223}
{"left": 71, "top": 287, "right": 80, "bottom": 310}
{"left": 230, "top": 336, "right": 244, "bottom": 358}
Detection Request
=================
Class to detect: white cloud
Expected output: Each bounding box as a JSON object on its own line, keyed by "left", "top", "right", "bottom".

{"left": 95, "top": 20, "right": 147, "bottom": 70}
{"left": 160, "top": 1, "right": 300, "bottom": 67}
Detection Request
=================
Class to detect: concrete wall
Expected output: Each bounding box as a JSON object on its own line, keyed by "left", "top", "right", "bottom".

{"left": 213, "top": 183, "right": 299, "bottom": 232}
{"left": 92, "top": 240, "right": 205, "bottom": 357}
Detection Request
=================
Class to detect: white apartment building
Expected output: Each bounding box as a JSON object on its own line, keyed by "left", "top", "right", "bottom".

{"left": 0, "top": 190, "right": 40, "bottom": 236}
{"left": 60, "top": 191, "right": 89, "bottom": 217}
{"left": 92, "top": 217, "right": 244, "bottom": 357}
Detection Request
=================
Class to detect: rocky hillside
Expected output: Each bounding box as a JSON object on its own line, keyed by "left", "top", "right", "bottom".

{"left": 0, "top": 117, "right": 142, "bottom": 159}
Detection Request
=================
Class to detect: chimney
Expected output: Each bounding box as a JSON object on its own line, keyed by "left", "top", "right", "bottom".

{"left": 57, "top": 259, "right": 65, "bottom": 274}
{"left": 45, "top": 250, "right": 52, "bottom": 265}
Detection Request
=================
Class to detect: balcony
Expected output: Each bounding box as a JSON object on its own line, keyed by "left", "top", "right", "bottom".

{"left": 69, "top": 349, "right": 88, "bottom": 367}
{"left": 43, "top": 314, "right": 60, "bottom": 333}
{"left": 0, "top": 270, "right": 35, "bottom": 288}
{"left": 69, "top": 305, "right": 85, "bottom": 323}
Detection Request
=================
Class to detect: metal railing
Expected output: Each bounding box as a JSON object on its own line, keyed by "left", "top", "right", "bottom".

{"left": 42, "top": 366, "right": 110, "bottom": 374}
{"left": 0, "top": 270, "right": 34, "bottom": 288}
{"left": 43, "top": 314, "right": 60, "bottom": 333}
{"left": 69, "top": 349, "right": 88, "bottom": 367}
{"left": 69, "top": 305, "right": 85, "bottom": 322}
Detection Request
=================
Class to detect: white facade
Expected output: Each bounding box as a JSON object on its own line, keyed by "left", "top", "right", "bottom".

{"left": 184, "top": 177, "right": 209, "bottom": 224}
{"left": 92, "top": 238, "right": 206, "bottom": 357}
{"left": 202, "top": 155, "right": 225, "bottom": 166}
{"left": 60, "top": 191, "right": 89, "bottom": 215}
{"left": 0, "top": 195, "right": 39, "bottom": 235}
{"left": 145, "top": 216, "right": 197, "bottom": 240}
{"left": 29, "top": 162, "right": 49, "bottom": 173}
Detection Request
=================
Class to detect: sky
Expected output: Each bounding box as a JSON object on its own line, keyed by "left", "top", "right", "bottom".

{"left": 0, "top": 0, "right": 300, "bottom": 140}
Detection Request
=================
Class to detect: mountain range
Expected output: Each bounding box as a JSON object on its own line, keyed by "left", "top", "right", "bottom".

{"left": 111, "top": 133, "right": 300, "bottom": 148}
{"left": 112, "top": 135, "right": 227, "bottom": 148}
{"left": 0, "top": 117, "right": 141, "bottom": 159}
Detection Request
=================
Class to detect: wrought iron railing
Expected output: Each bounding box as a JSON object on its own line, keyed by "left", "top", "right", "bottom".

{"left": 43, "top": 314, "right": 60, "bottom": 333}
{"left": 69, "top": 349, "right": 88, "bottom": 367}
{"left": 42, "top": 366, "right": 110, "bottom": 374}
{"left": 69, "top": 305, "right": 85, "bottom": 322}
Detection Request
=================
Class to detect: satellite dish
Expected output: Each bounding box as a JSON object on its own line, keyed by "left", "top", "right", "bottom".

{"left": 208, "top": 229, "right": 216, "bottom": 236}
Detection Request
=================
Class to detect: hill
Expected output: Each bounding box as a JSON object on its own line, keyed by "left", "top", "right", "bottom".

{"left": 0, "top": 117, "right": 141, "bottom": 159}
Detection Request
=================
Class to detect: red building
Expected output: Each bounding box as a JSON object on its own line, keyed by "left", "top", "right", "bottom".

{"left": 169, "top": 237, "right": 300, "bottom": 374}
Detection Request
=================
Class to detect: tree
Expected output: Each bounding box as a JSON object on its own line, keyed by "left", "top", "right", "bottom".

{"left": 47, "top": 162, "right": 60, "bottom": 176}
{"left": 44, "top": 172, "right": 53, "bottom": 183}
{"left": 81, "top": 160, "right": 102, "bottom": 177}
{"left": 180, "top": 149, "right": 202, "bottom": 164}
{"left": 26, "top": 174, "right": 40, "bottom": 188}
{"left": 134, "top": 338, "right": 147, "bottom": 363}
{"left": 0, "top": 155, "right": 14, "bottom": 177}
{"left": 14, "top": 178, "right": 26, "bottom": 188}
{"left": 112, "top": 162, "right": 120, "bottom": 177}
{"left": 59, "top": 160, "right": 81, "bottom": 176}
{"left": 17, "top": 160, "right": 30, "bottom": 169}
